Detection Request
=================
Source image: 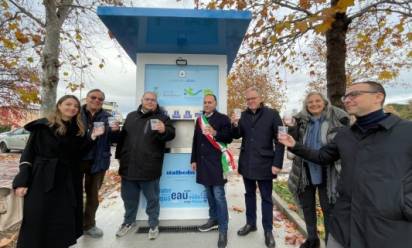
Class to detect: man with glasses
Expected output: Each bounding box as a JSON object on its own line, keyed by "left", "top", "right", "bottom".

{"left": 230, "top": 87, "right": 284, "bottom": 248}
{"left": 278, "top": 81, "right": 412, "bottom": 248}
{"left": 81, "top": 89, "right": 120, "bottom": 238}
{"left": 115, "top": 92, "right": 175, "bottom": 240}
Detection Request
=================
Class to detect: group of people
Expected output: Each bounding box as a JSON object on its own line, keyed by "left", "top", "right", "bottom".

{"left": 12, "top": 80, "right": 412, "bottom": 248}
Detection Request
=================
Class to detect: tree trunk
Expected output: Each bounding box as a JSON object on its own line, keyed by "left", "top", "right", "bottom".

{"left": 326, "top": 1, "right": 351, "bottom": 108}
{"left": 40, "top": 0, "right": 72, "bottom": 117}
{"left": 40, "top": 4, "right": 60, "bottom": 117}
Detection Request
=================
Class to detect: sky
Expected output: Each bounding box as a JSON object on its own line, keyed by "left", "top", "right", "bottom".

{"left": 57, "top": 0, "right": 412, "bottom": 116}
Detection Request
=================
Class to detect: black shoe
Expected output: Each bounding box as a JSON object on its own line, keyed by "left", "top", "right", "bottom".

{"left": 199, "top": 219, "right": 218, "bottom": 232}
{"left": 300, "top": 238, "right": 320, "bottom": 248}
{"left": 237, "top": 224, "right": 257, "bottom": 236}
{"left": 264, "top": 231, "right": 276, "bottom": 248}
{"left": 217, "top": 232, "right": 228, "bottom": 248}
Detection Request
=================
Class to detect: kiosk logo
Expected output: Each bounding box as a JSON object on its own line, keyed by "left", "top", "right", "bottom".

{"left": 184, "top": 87, "right": 202, "bottom": 96}
{"left": 184, "top": 87, "right": 214, "bottom": 96}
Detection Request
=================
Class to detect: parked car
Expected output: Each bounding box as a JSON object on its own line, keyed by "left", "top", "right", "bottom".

{"left": 0, "top": 128, "right": 30, "bottom": 153}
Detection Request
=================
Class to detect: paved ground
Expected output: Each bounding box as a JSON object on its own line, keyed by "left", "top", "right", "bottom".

{"left": 72, "top": 172, "right": 303, "bottom": 248}
{"left": 0, "top": 145, "right": 304, "bottom": 248}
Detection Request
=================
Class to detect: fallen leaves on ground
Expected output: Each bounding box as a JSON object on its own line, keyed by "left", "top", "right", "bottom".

{"left": 98, "top": 169, "right": 121, "bottom": 202}
{"left": 0, "top": 233, "right": 17, "bottom": 248}
{"left": 273, "top": 209, "right": 286, "bottom": 222}
{"left": 230, "top": 205, "right": 244, "bottom": 213}
{"left": 288, "top": 203, "right": 298, "bottom": 211}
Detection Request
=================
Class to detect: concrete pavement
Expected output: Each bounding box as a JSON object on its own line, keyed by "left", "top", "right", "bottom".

{"left": 72, "top": 173, "right": 302, "bottom": 248}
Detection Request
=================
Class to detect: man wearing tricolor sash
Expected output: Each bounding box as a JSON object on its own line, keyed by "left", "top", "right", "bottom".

{"left": 191, "top": 94, "right": 234, "bottom": 248}
{"left": 231, "top": 87, "right": 285, "bottom": 248}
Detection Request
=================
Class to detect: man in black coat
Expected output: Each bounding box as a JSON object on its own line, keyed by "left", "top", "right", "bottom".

{"left": 80, "top": 89, "right": 120, "bottom": 238}
{"left": 191, "top": 94, "right": 233, "bottom": 248}
{"left": 115, "top": 92, "right": 175, "bottom": 239}
{"left": 231, "top": 87, "right": 285, "bottom": 248}
{"left": 279, "top": 81, "right": 412, "bottom": 248}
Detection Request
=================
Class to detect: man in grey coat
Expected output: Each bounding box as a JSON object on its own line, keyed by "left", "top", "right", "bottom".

{"left": 279, "top": 81, "right": 412, "bottom": 248}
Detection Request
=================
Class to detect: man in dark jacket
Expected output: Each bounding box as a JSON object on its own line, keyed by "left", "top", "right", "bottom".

{"left": 81, "top": 89, "right": 120, "bottom": 238}
{"left": 231, "top": 87, "right": 285, "bottom": 248}
{"left": 279, "top": 81, "right": 412, "bottom": 248}
{"left": 191, "top": 94, "right": 233, "bottom": 248}
{"left": 115, "top": 92, "right": 175, "bottom": 240}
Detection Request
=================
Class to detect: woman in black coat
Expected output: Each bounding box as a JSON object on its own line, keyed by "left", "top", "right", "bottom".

{"left": 13, "top": 95, "right": 103, "bottom": 248}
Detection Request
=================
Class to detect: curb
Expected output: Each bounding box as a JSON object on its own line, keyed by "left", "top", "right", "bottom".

{"left": 272, "top": 192, "right": 326, "bottom": 248}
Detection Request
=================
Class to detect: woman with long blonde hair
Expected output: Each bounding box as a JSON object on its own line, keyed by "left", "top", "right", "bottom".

{"left": 13, "top": 95, "right": 104, "bottom": 248}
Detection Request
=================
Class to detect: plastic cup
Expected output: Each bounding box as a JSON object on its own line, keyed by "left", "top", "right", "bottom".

{"left": 234, "top": 108, "right": 242, "bottom": 119}
{"left": 93, "top": 122, "right": 105, "bottom": 133}
{"left": 202, "top": 124, "right": 211, "bottom": 135}
{"left": 108, "top": 117, "right": 116, "bottom": 127}
{"left": 278, "top": 126, "right": 288, "bottom": 138}
{"left": 150, "top": 119, "right": 159, "bottom": 130}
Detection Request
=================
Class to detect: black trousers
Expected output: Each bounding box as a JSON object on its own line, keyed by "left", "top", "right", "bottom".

{"left": 243, "top": 177, "right": 273, "bottom": 232}
{"left": 298, "top": 182, "right": 332, "bottom": 241}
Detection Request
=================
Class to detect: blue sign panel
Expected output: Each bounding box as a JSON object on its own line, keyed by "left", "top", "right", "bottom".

{"left": 145, "top": 64, "right": 219, "bottom": 107}
{"left": 159, "top": 153, "right": 208, "bottom": 208}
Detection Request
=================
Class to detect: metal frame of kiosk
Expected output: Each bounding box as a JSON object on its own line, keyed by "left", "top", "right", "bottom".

{"left": 135, "top": 54, "right": 227, "bottom": 219}
{"left": 97, "top": 6, "right": 251, "bottom": 221}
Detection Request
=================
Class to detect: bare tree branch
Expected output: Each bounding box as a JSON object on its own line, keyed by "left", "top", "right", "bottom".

{"left": 8, "top": 0, "right": 45, "bottom": 27}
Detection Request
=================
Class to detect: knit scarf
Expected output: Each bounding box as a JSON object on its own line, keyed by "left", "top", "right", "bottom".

{"left": 304, "top": 116, "right": 323, "bottom": 185}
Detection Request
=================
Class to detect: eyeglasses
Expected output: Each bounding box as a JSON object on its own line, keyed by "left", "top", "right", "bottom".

{"left": 246, "top": 97, "right": 258, "bottom": 101}
{"left": 341, "top": 90, "right": 378, "bottom": 102}
{"left": 89, "top": 96, "right": 104, "bottom": 102}
{"left": 143, "top": 98, "right": 156, "bottom": 102}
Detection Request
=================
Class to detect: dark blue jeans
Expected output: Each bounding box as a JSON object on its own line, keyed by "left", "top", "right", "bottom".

{"left": 243, "top": 177, "right": 273, "bottom": 232}
{"left": 205, "top": 185, "right": 229, "bottom": 233}
{"left": 121, "top": 178, "right": 160, "bottom": 228}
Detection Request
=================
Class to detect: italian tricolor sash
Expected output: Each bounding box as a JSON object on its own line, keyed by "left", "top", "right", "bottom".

{"left": 198, "top": 115, "right": 237, "bottom": 178}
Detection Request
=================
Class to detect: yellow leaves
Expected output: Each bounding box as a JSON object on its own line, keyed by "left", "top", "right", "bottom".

{"left": 256, "top": 19, "right": 264, "bottom": 28}
{"left": 2, "top": 38, "right": 15, "bottom": 49}
{"left": 15, "top": 30, "right": 29, "bottom": 44}
{"left": 336, "top": 0, "right": 354, "bottom": 12}
{"left": 27, "top": 57, "right": 34, "bottom": 63}
{"left": 407, "top": 33, "right": 412, "bottom": 41}
{"left": 8, "top": 23, "right": 18, "bottom": 30}
{"left": 376, "top": 37, "right": 385, "bottom": 49}
{"left": 261, "top": 6, "right": 268, "bottom": 18}
{"left": 408, "top": 51, "right": 412, "bottom": 58}
{"left": 378, "top": 70, "right": 396, "bottom": 81}
{"left": 75, "top": 31, "right": 82, "bottom": 41}
{"left": 237, "top": 0, "right": 246, "bottom": 10}
{"left": 1, "top": 0, "right": 9, "bottom": 9}
{"left": 32, "top": 35, "right": 42, "bottom": 46}
{"left": 395, "top": 23, "right": 404, "bottom": 33}
{"left": 274, "top": 23, "right": 285, "bottom": 34}
{"left": 295, "top": 21, "right": 308, "bottom": 33}
{"left": 357, "top": 33, "right": 371, "bottom": 43}
{"left": 206, "top": 1, "right": 217, "bottom": 9}
{"left": 16, "top": 87, "right": 40, "bottom": 104}
{"left": 270, "top": 35, "right": 277, "bottom": 44}
{"left": 314, "top": 18, "right": 333, "bottom": 34}
{"left": 299, "top": 0, "right": 311, "bottom": 10}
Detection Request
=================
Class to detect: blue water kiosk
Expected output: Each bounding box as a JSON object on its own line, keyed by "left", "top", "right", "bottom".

{"left": 97, "top": 7, "right": 251, "bottom": 223}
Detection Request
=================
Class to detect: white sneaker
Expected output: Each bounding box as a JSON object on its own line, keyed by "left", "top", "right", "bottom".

{"left": 148, "top": 226, "right": 159, "bottom": 240}
{"left": 116, "top": 223, "right": 136, "bottom": 237}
